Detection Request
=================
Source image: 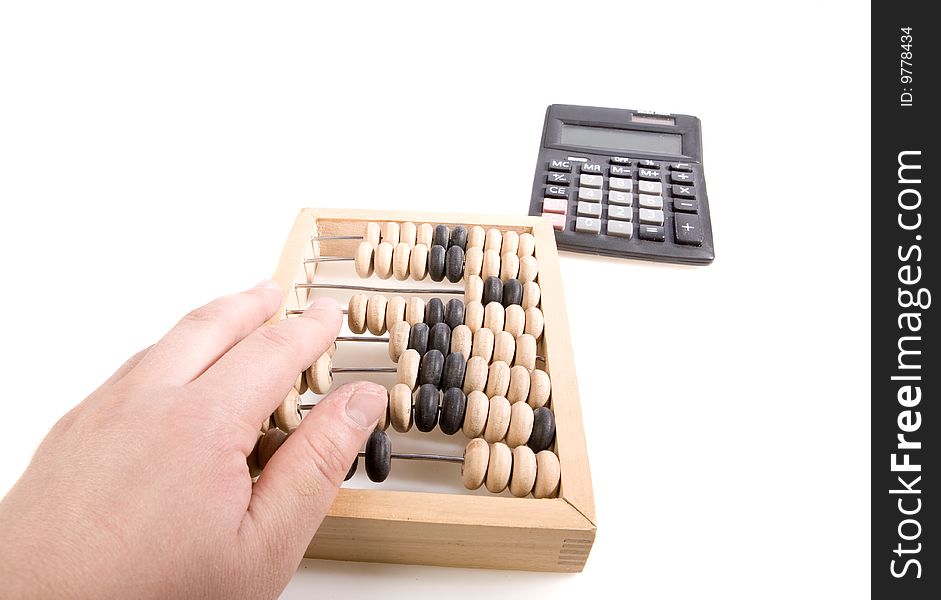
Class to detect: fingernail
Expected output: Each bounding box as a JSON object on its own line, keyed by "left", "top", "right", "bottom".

{"left": 345, "top": 387, "right": 387, "bottom": 429}
{"left": 254, "top": 279, "right": 282, "bottom": 291}
{"left": 308, "top": 297, "right": 340, "bottom": 312}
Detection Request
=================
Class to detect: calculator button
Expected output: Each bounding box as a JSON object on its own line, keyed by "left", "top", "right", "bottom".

{"left": 545, "top": 185, "right": 569, "bottom": 199}
{"left": 610, "top": 156, "right": 632, "bottom": 165}
{"left": 542, "top": 198, "right": 568, "bottom": 214}
{"left": 670, "top": 171, "right": 694, "bottom": 184}
{"left": 638, "top": 169, "right": 660, "bottom": 181}
{"left": 606, "top": 220, "right": 633, "bottom": 238}
{"left": 638, "top": 208, "right": 664, "bottom": 225}
{"left": 609, "top": 177, "right": 633, "bottom": 192}
{"left": 579, "top": 174, "right": 603, "bottom": 189}
{"left": 638, "top": 194, "right": 663, "bottom": 209}
{"left": 673, "top": 197, "right": 699, "bottom": 213}
{"left": 638, "top": 181, "right": 662, "bottom": 195}
{"left": 674, "top": 214, "right": 703, "bottom": 246}
{"left": 607, "top": 205, "right": 632, "bottom": 221}
{"left": 547, "top": 172, "right": 571, "bottom": 184}
{"left": 575, "top": 217, "right": 601, "bottom": 233}
{"left": 542, "top": 212, "right": 567, "bottom": 231}
{"left": 669, "top": 162, "right": 693, "bottom": 172}
{"left": 637, "top": 160, "right": 660, "bottom": 169}
{"left": 638, "top": 225, "right": 665, "bottom": 241}
{"left": 580, "top": 163, "right": 603, "bottom": 174}
{"left": 549, "top": 159, "right": 572, "bottom": 172}
{"left": 672, "top": 184, "right": 695, "bottom": 198}
{"left": 577, "top": 201, "right": 601, "bottom": 217}
{"left": 608, "top": 190, "right": 633, "bottom": 206}
{"left": 578, "top": 187, "right": 602, "bottom": 202}
{"left": 609, "top": 165, "right": 632, "bottom": 177}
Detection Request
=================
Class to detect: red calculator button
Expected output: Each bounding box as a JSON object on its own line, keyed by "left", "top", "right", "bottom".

{"left": 542, "top": 198, "right": 568, "bottom": 215}
{"left": 542, "top": 212, "right": 566, "bottom": 231}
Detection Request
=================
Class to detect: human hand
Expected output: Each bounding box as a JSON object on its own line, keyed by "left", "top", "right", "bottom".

{"left": 0, "top": 280, "right": 387, "bottom": 599}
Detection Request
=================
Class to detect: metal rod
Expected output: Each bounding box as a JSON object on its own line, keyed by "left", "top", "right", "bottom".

{"left": 296, "top": 283, "right": 463, "bottom": 295}
{"left": 285, "top": 309, "right": 351, "bottom": 315}
{"left": 310, "top": 235, "right": 363, "bottom": 241}
{"left": 355, "top": 451, "right": 463, "bottom": 463}
{"left": 335, "top": 336, "right": 389, "bottom": 343}
{"left": 330, "top": 366, "right": 396, "bottom": 373}
{"left": 304, "top": 256, "right": 354, "bottom": 263}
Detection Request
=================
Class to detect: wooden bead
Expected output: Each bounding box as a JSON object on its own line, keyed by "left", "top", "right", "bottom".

{"left": 348, "top": 294, "right": 368, "bottom": 334}
{"left": 439, "top": 387, "right": 466, "bottom": 435}
{"left": 449, "top": 225, "right": 468, "bottom": 250}
{"left": 527, "top": 369, "right": 551, "bottom": 408}
{"left": 440, "top": 351, "right": 466, "bottom": 391}
{"left": 467, "top": 225, "right": 486, "bottom": 249}
{"left": 414, "top": 384, "right": 440, "bottom": 432}
{"left": 528, "top": 407, "right": 556, "bottom": 453}
{"left": 510, "top": 445, "right": 537, "bottom": 497}
{"left": 400, "top": 221, "right": 417, "bottom": 247}
{"left": 514, "top": 334, "right": 537, "bottom": 371}
{"left": 492, "top": 330, "right": 516, "bottom": 365}
{"left": 354, "top": 241, "right": 374, "bottom": 279}
{"left": 344, "top": 460, "right": 357, "bottom": 481}
{"left": 462, "top": 438, "right": 489, "bottom": 490}
{"left": 506, "top": 401, "right": 534, "bottom": 448}
{"left": 274, "top": 388, "right": 302, "bottom": 433}
{"left": 428, "top": 244, "right": 446, "bottom": 282}
{"left": 365, "top": 431, "right": 392, "bottom": 483}
{"left": 483, "top": 395, "right": 511, "bottom": 442}
{"left": 388, "top": 320, "right": 410, "bottom": 362}
{"left": 483, "top": 302, "right": 505, "bottom": 332}
{"left": 409, "top": 243, "right": 429, "bottom": 280}
{"left": 481, "top": 249, "right": 501, "bottom": 281}
{"left": 464, "top": 300, "right": 484, "bottom": 333}
{"left": 462, "top": 391, "right": 489, "bottom": 438}
{"left": 381, "top": 221, "right": 400, "bottom": 245}
{"left": 471, "top": 327, "right": 494, "bottom": 362}
{"left": 257, "top": 427, "right": 288, "bottom": 469}
{"left": 248, "top": 432, "right": 263, "bottom": 477}
{"left": 417, "top": 223, "right": 434, "bottom": 246}
{"left": 428, "top": 322, "right": 451, "bottom": 356}
{"left": 366, "top": 294, "right": 388, "bottom": 335}
{"left": 524, "top": 306, "right": 544, "bottom": 340}
{"left": 446, "top": 246, "right": 464, "bottom": 283}
{"left": 484, "top": 228, "right": 503, "bottom": 254}
{"left": 375, "top": 391, "right": 390, "bottom": 432}
{"left": 486, "top": 361, "right": 511, "bottom": 397}
{"left": 517, "top": 233, "right": 536, "bottom": 258}
{"left": 364, "top": 222, "right": 381, "bottom": 247}
{"left": 482, "top": 276, "right": 503, "bottom": 306}
{"left": 445, "top": 299, "right": 465, "bottom": 330}
{"left": 397, "top": 349, "right": 420, "bottom": 389}
{"left": 406, "top": 296, "right": 425, "bottom": 326}
{"left": 308, "top": 353, "right": 333, "bottom": 394}
{"left": 507, "top": 365, "right": 531, "bottom": 404}
{"left": 502, "top": 230, "right": 520, "bottom": 257}
{"left": 295, "top": 369, "right": 308, "bottom": 395}
{"left": 389, "top": 383, "right": 413, "bottom": 432}
{"left": 418, "top": 348, "right": 444, "bottom": 387}
{"left": 504, "top": 305, "right": 525, "bottom": 338}
{"left": 522, "top": 281, "right": 541, "bottom": 310}
{"left": 485, "top": 442, "right": 512, "bottom": 493}
{"left": 462, "top": 356, "right": 489, "bottom": 394}
{"left": 392, "top": 242, "right": 411, "bottom": 280}
{"left": 500, "top": 252, "right": 520, "bottom": 281}
{"left": 374, "top": 242, "right": 394, "bottom": 280}
{"left": 464, "top": 246, "right": 483, "bottom": 279}
{"left": 533, "top": 450, "right": 561, "bottom": 499}
{"left": 382, "top": 297, "right": 405, "bottom": 332}
{"left": 433, "top": 224, "right": 450, "bottom": 247}
{"left": 451, "top": 324, "right": 473, "bottom": 358}
{"left": 464, "top": 275, "right": 483, "bottom": 305}
{"left": 407, "top": 322, "right": 429, "bottom": 355}
{"left": 502, "top": 279, "right": 522, "bottom": 307}
{"left": 424, "top": 298, "right": 445, "bottom": 327}
{"left": 518, "top": 256, "right": 538, "bottom": 284}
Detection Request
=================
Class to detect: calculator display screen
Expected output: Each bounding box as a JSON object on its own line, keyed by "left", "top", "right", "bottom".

{"left": 559, "top": 124, "right": 682, "bottom": 155}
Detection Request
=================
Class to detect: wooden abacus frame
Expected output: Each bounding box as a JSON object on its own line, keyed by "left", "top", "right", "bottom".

{"left": 271, "top": 208, "right": 595, "bottom": 572}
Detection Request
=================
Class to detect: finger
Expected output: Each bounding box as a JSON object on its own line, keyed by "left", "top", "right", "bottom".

{"left": 240, "top": 381, "right": 386, "bottom": 560}
{"left": 129, "top": 280, "right": 283, "bottom": 386}
{"left": 95, "top": 345, "right": 154, "bottom": 391}
{"left": 190, "top": 297, "right": 342, "bottom": 429}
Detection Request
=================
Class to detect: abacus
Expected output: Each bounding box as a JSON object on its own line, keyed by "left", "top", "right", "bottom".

{"left": 256, "top": 209, "right": 595, "bottom": 572}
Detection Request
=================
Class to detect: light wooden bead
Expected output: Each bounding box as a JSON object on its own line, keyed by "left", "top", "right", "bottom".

{"left": 462, "top": 356, "right": 489, "bottom": 394}
{"left": 518, "top": 255, "right": 538, "bottom": 283}
{"left": 514, "top": 334, "right": 537, "bottom": 371}
{"left": 492, "top": 330, "right": 516, "bottom": 365}
{"left": 450, "top": 324, "right": 473, "bottom": 358}
{"left": 374, "top": 242, "right": 394, "bottom": 280}
{"left": 365, "top": 222, "right": 381, "bottom": 247}
{"left": 506, "top": 401, "right": 534, "bottom": 448}
{"left": 534, "top": 450, "right": 561, "bottom": 499}
{"left": 483, "top": 302, "right": 505, "bottom": 332}
{"left": 406, "top": 297, "right": 425, "bottom": 326}
{"left": 463, "top": 246, "right": 483, "bottom": 279}
{"left": 397, "top": 349, "right": 420, "bottom": 389}
{"left": 375, "top": 392, "right": 390, "bottom": 432}
{"left": 481, "top": 249, "right": 501, "bottom": 281}
{"left": 524, "top": 306, "right": 544, "bottom": 340}
{"left": 392, "top": 242, "right": 411, "bottom": 281}
{"left": 485, "top": 361, "right": 511, "bottom": 397}
{"left": 326, "top": 342, "right": 337, "bottom": 357}
{"left": 348, "top": 293, "right": 368, "bottom": 334}
{"left": 464, "top": 300, "right": 484, "bottom": 333}
{"left": 504, "top": 305, "right": 525, "bottom": 338}
{"left": 502, "top": 230, "right": 520, "bottom": 257}
{"left": 295, "top": 369, "right": 308, "bottom": 395}
{"left": 417, "top": 223, "right": 434, "bottom": 246}
{"left": 464, "top": 275, "right": 483, "bottom": 304}
{"left": 354, "top": 241, "right": 374, "bottom": 279}
{"left": 381, "top": 221, "right": 400, "bottom": 245}
{"left": 308, "top": 353, "right": 333, "bottom": 394}
{"left": 274, "top": 388, "right": 302, "bottom": 433}
{"left": 407, "top": 243, "right": 428, "bottom": 281}
{"left": 389, "top": 383, "right": 413, "bottom": 432}
{"left": 467, "top": 225, "right": 486, "bottom": 249}
{"left": 304, "top": 347, "right": 333, "bottom": 392}
{"left": 486, "top": 442, "right": 512, "bottom": 493}
{"left": 527, "top": 369, "right": 551, "bottom": 408}
{"left": 510, "top": 445, "right": 537, "bottom": 497}
{"left": 388, "top": 320, "right": 410, "bottom": 362}
{"left": 484, "top": 395, "right": 511, "bottom": 443}
{"left": 259, "top": 418, "right": 270, "bottom": 434}
{"left": 471, "top": 327, "right": 494, "bottom": 362}
{"left": 383, "top": 296, "right": 405, "bottom": 330}
{"left": 462, "top": 391, "right": 489, "bottom": 438}
{"left": 484, "top": 228, "right": 503, "bottom": 254}
{"left": 499, "top": 252, "right": 520, "bottom": 281}
{"left": 507, "top": 365, "right": 531, "bottom": 404}
{"left": 462, "top": 438, "right": 489, "bottom": 490}
{"left": 400, "top": 221, "right": 417, "bottom": 247}
{"left": 517, "top": 233, "right": 536, "bottom": 258}
{"left": 366, "top": 294, "right": 389, "bottom": 335}
{"left": 522, "top": 281, "right": 541, "bottom": 310}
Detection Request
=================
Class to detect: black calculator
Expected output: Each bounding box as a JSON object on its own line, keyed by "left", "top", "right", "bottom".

{"left": 528, "top": 104, "right": 715, "bottom": 265}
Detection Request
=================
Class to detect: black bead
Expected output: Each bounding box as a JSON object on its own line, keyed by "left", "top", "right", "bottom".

{"left": 445, "top": 299, "right": 465, "bottom": 330}
{"left": 502, "top": 278, "right": 522, "bottom": 307}
{"left": 482, "top": 276, "right": 504, "bottom": 306}
{"left": 428, "top": 245, "right": 447, "bottom": 282}
{"left": 449, "top": 225, "right": 468, "bottom": 250}
{"left": 424, "top": 298, "right": 445, "bottom": 327}
{"left": 445, "top": 246, "right": 464, "bottom": 283}
{"left": 418, "top": 349, "right": 444, "bottom": 387}
{"left": 407, "top": 322, "right": 429, "bottom": 356}
{"left": 528, "top": 407, "right": 556, "bottom": 453}
{"left": 365, "top": 431, "right": 391, "bottom": 483}
{"left": 415, "top": 384, "right": 440, "bottom": 432}
{"left": 440, "top": 351, "right": 466, "bottom": 390}
{"left": 428, "top": 322, "right": 451, "bottom": 355}
{"left": 439, "top": 388, "right": 467, "bottom": 435}
{"left": 344, "top": 459, "right": 358, "bottom": 481}
{"left": 433, "top": 224, "right": 450, "bottom": 248}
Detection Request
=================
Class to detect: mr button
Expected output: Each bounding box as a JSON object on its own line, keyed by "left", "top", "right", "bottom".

{"left": 674, "top": 214, "right": 703, "bottom": 246}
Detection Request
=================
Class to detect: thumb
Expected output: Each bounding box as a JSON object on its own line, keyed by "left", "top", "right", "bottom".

{"left": 241, "top": 381, "right": 387, "bottom": 564}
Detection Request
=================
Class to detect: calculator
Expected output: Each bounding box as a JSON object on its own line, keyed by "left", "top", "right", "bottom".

{"left": 528, "top": 104, "right": 715, "bottom": 265}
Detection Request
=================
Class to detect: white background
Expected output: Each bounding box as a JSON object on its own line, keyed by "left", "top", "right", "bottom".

{"left": 0, "top": 1, "right": 871, "bottom": 597}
